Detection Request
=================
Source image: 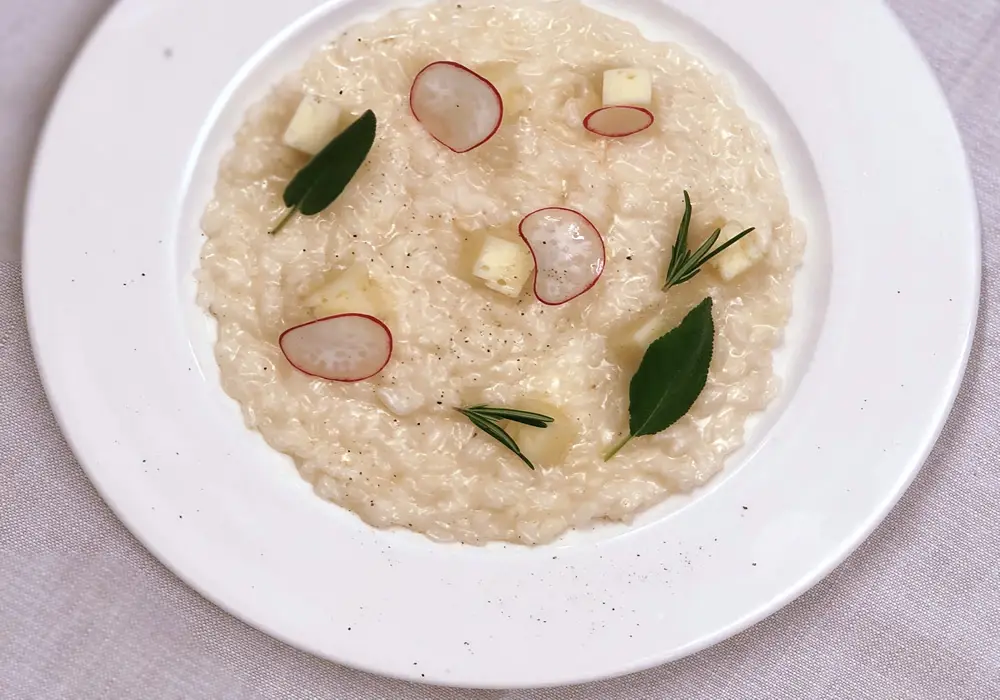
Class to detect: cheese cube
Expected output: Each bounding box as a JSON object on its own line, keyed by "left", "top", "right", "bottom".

{"left": 305, "top": 264, "right": 379, "bottom": 317}
{"left": 602, "top": 68, "right": 653, "bottom": 107}
{"left": 753, "top": 221, "right": 773, "bottom": 250}
{"left": 631, "top": 315, "right": 668, "bottom": 348}
{"left": 506, "top": 399, "right": 576, "bottom": 467}
{"left": 478, "top": 62, "right": 529, "bottom": 121}
{"left": 283, "top": 95, "right": 343, "bottom": 155}
{"left": 376, "top": 386, "right": 425, "bottom": 417}
{"left": 710, "top": 221, "right": 767, "bottom": 282}
{"left": 472, "top": 236, "right": 534, "bottom": 298}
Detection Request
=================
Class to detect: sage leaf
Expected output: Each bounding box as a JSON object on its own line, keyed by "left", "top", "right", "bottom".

{"left": 270, "top": 109, "right": 378, "bottom": 234}
{"left": 605, "top": 297, "right": 715, "bottom": 460}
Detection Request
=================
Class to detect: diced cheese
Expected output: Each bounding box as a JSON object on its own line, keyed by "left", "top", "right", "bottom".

{"left": 305, "top": 264, "right": 379, "bottom": 317}
{"left": 506, "top": 399, "right": 576, "bottom": 467}
{"left": 714, "top": 244, "right": 755, "bottom": 281}
{"left": 472, "top": 235, "right": 534, "bottom": 298}
{"left": 631, "top": 315, "right": 668, "bottom": 348}
{"left": 376, "top": 386, "right": 425, "bottom": 417}
{"left": 753, "top": 221, "right": 773, "bottom": 250}
{"left": 477, "top": 62, "right": 529, "bottom": 121}
{"left": 602, "top": 68, "right": 653, "bottom": 107}
{"left": 710, "top": 221, "right": 770, "bottom": 281}
{"left": 283, "top": 96, "right": 343, "bottom": 155}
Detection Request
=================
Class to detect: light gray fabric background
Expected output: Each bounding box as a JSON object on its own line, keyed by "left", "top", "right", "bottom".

{"left": 1, "top": 0, "right": 997, "bottom": 698}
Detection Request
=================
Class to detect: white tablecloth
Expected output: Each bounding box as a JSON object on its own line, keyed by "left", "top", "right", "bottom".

{"left": 2, "top": 1, "right": 998, "bottom": 698}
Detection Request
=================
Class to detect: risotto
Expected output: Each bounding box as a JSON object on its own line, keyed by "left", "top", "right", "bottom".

{"left": 197, "top": 0, "right": 804, "bottom": 545}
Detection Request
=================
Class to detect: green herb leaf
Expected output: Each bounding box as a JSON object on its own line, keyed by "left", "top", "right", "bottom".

{"left": 667, "top": 190, "right": 694, "bottom": 274}
{"left": 456, "top": 404, "right": 555, "bottom": 470}
{"left": 605, "top": 297, "right": 715, "bottom": 461}
{"left": 663, "top": 191, "right": 754, "bottom": 290}
{"left": 269, "top": 109, "right": 378, "bottom": 234}
{"left": 465, "top": 413, "right": 523, "bottom": 452}
{"left": 464, "top": 405, "right": 555, "bottom": 429}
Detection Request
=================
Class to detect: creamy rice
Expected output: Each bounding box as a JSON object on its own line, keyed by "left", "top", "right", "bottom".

{"left": 197, "top": 0, "right": 804, "bottom": 544}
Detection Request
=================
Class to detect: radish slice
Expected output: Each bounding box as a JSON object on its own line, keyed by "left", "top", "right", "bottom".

{"left": 519, "top": 208, "right": 606, "bottom": 305}
{"left": 279, "top": 313, "right": 392, "bottom": 382}
{"left": 583, "top": 105, "right": 654, "bottom": 137}
{"left": 410, "top": 61, "right": 503, "bottom": 153}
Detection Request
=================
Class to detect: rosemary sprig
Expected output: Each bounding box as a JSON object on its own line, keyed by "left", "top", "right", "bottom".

{"left": 664, "top": 191, "right": 755, "bottom": 290}
{"left": 456, "top": 404, "right": 554, "bottom": 470}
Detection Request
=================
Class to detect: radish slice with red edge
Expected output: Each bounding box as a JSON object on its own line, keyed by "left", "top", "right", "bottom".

{"left": 279, "top": 313, "right": 392, "bottom": 382}
{"left": 519, "top": 207, "right": 606, "bottom": 306}
{"left": 583, "top": 105, "right": 654, "bottom": 138}
{"left": 410, "top": 61, "right": 503, "bottom": 153}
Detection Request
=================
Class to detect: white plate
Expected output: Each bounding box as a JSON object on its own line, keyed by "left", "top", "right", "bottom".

{"left": 24, "top": 0, "right": 979, "bottom": 689}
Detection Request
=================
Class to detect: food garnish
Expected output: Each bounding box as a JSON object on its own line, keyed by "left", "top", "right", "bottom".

{"left": 410, "top": 61, "right": 504, "bottom": 153}
{"left": 604, "top": 297, "right": 714, "bottom": 461}
{"left": 283, "top": 95, "right": 344, "bottom": 155}
{"left": 279, "top": 312, "right": 392, "bottom": 382}
{"left": 269, "top": 109, "right": 377, "bottom": 235}
{"left": 477, "top": 61, "right": 528, "bottom": 122}
{"left": 456, "top": 404, "right": 555, "bottom": 471}
{"left": 305, "top": 264, "right": 381, "bottom": 318}
{"left": 709, "top": 220, "right": 772, "bottom": 281}
{"left": 584, "top": 68, "right": 655, "bottom": 137}
{"left": 663, "top": 191, "right": 754, "bottom": 290}
{"left": 628, "top": 313, "right": 670, "bottom": 350}
{"left": 505, "top": 398, "right": 576, "bottom": 468}
{"left": 472, "top": 234, "right": 534, "bottom": 298}
{"left": 583, "top": 106, "right": 655, "bottom": 137}
{"left": 519, "top": 207, "right": 606, "bottom": 305}
{"left": 602, "top": 68, "right": 653, "bottom": 107}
